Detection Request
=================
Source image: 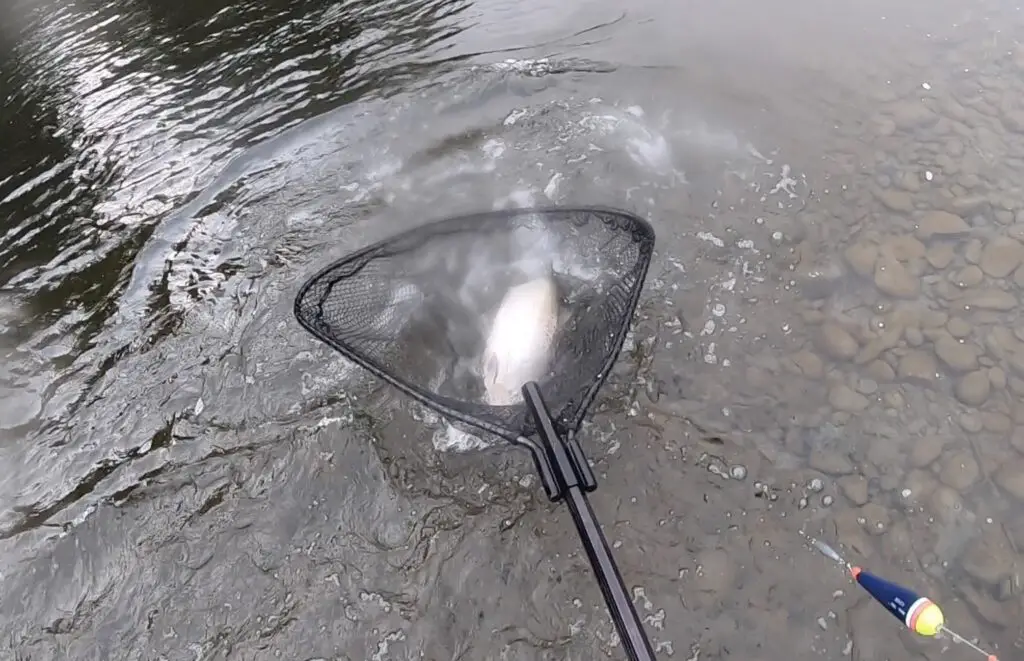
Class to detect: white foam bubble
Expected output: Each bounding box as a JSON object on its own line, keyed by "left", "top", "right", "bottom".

{"left": 432, "top": 423, "right": 490, "bottom": 452}
{"left": 543, "top": 172, "right": 562, "bottom": 200}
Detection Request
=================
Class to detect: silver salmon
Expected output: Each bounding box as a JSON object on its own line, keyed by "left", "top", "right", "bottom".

{"left": 481, "top": 275, "right": 559, "bottom": 406}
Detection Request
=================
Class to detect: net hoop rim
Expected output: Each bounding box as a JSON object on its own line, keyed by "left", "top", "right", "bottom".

{"left": 293, "top": 204, "right": 656, "bottom": 443}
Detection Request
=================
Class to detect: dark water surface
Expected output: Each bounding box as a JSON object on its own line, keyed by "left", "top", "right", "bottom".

{"left": 5, "top": 0, "right": 1024, "bottom": 659}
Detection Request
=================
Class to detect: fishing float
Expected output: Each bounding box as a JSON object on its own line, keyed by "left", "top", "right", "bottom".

{"left": 803, "top": 533, "right": 999, "bottom": 661}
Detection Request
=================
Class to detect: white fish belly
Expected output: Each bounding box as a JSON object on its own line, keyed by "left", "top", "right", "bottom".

{"left": 482, "top": 277, "right": 559, "bottom": 405}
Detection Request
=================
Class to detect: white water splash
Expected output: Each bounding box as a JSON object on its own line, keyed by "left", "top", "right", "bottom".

{"left": 432, "top": 422, "right": 490, "bottom": 452}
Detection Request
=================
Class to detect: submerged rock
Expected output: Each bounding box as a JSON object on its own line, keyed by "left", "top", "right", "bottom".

{"left": 838, "top": 475, "right": 869, "bottom": 506}
{"left": 955, "top": 370, "right": 991, "bottom": 406}
{"left": 995, "top": 458, "right": 1024, "bottom": 500}
{"left": 938, "top": 449, "right": 979, "bottom": 491}
{"left": 829, "top": 384, "right": 870, "bottom": 412}
{"left": 933, "top": 335, "right": 979, "bottom": 372}
{"left": 916, "top": 210, "right": 970, "bottom": 239}
{"left": 909, "top": 436, "right": 945, "bottom": 468}
{"left": 897, "top": 350, "right": 938, "bottom": 383}
{"left": 979, "top": 236, "right": 1024, "bottom": 278}
{"left": 817, "top": 323, "right": 859, "bottom": 360}
{"left": 874, "top": 253, "right": 919, "bottom": 298}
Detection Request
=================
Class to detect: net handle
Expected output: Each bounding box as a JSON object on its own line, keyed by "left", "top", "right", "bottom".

{"left": 519, "top": 382, "right": 658, "bottom": 661}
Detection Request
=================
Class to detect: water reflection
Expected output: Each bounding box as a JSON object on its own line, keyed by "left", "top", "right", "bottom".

{"left": 0, "top": 0, "right": 480, "bottom": 542}
{"left": 0, "top": 0, "right": 474, "bottom": 338}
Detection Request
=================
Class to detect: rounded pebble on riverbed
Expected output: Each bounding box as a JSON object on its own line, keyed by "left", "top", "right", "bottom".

{"left": 828, "top": 384, "right": 870, "bottom": 412}
{"left": 855, "top": 378, "right": 878, "bottom": 395}
{"left": 946, "top": 316, "right": 972, "bottom": 338}
{"left": 838, "top": 475, "right": 869, "bottom": 506}
{"left": 983, "top": 411, "right": 1011, "bottom": 434}
{"left": 789, "top": 349, "right": 825, "bottom": 379}
{"left": 958, "top": 412, "right": 984, "bottom": 433}
{"left": 817, "top": 323, "right": 859, "bottom": 360}
{"left": 955, "top": 370, "right": 991, "bottom": 405}
{"left": 995, "top": 458, "right": 1024, "bottom": 500}
{"left": 933, "top": 335, "right": 979, "bottom": 372}
{"left": 873, "top": 253, "right": 920, "bottom": 298}
{"left": 928, "top": 486, "right": 966, "bottom": 522}
{"left": 865, "top": 359, "right": 895, "bottom": 383}
{"left": 909, "top": 435, "right": 945, "bottom": 468}
{"left": 897, "top": 350, "right": 937, "bottom": 383}
{"left": 926, "top": 243, "right": 955, "bottom": 269}
{"left": 953, "top": 264, "right": 984, "bottom": 288}
{"left": 939, "top": 450, "right": 979, "bottom": 491}
{"left": 979, "top": 236, "right": 1024, "bottom": 278}
{"left": 916, "top": 210, "right": 970, "bottom": 239}
{"left": 962, "top": 527, "right": 1016, "bottom": 586}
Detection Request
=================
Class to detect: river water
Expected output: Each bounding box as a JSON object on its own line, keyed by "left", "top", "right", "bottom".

{"left": 3, "top": 0, "right": 1024, "bottom": 659}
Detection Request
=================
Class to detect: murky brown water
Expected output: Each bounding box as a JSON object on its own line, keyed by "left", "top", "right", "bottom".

{"left": 2, "top": 0, "right": 1024, "bottom": 659}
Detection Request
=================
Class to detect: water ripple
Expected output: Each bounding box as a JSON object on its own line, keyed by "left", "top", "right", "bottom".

{"left": 0, "top": 0, "right": 482, "bottom": 556}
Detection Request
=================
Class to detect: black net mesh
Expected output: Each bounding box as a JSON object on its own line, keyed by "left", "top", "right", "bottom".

{"left": 294, "top": 206, "right": 655, "bottom": 442}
